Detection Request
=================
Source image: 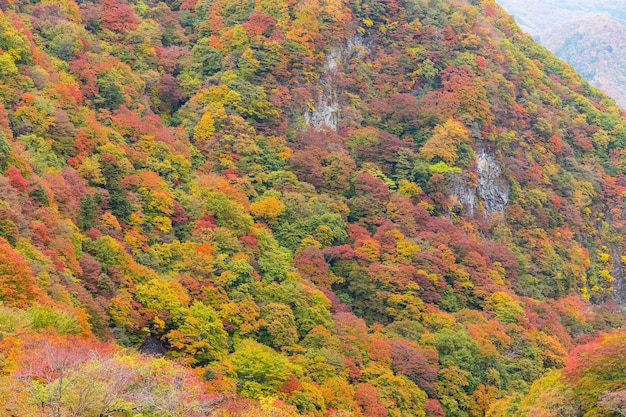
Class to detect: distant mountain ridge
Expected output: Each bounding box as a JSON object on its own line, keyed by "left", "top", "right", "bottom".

{"left": 497, "top": 0, "right": 626, "bottom": 107}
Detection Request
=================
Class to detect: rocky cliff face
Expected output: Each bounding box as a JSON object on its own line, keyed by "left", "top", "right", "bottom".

{"left": 304, "top": 36, "right": 366, "bottom": 130}
{"left": 304, "top": 88, "right": 340, "bottom": 131}
{"left": 449, "top": 173, "right": 478, "bottom": 215}
{"left": 450, "top": 147, "right": 509, "bottom": 216}
{"left": 477, "top": 147, "right": 509, "bottom": 213}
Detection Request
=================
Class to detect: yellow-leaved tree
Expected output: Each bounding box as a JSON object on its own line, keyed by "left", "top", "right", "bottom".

{"left": 194, "top": 111, "right": 216, "bottom": 142}
{"left": 250, "top": 195, "right": 285, "bottom": 224}
{"left": 420, "top": 119, "right": 470, "bottom": 165}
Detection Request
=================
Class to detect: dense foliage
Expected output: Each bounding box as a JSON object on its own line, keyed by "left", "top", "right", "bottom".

{"left": 1, "top": 0, "right": 626, "bottom": 415}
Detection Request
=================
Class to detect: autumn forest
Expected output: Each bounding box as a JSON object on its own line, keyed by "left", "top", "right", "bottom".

{"left": 1, "top": 0, "right": 626, "bottom": 415}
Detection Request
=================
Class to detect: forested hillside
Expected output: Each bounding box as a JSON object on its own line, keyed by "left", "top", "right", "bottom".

{"left": 1, "top": 0, "right": 626, "bottom": 415}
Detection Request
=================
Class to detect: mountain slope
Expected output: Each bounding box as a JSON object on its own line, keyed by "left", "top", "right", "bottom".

{"left": 497, "top": 0, "right": 626, "bottom": 107}
{"left": 1, "top": 0, "right": 626, "bottom": 416}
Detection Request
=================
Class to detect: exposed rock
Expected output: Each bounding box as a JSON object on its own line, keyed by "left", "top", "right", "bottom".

{"left": 304, "top": 86, "right": 340, "bottom": 130}
{"left": 304, "top": 35, "right": 366, "bottom": 130}
{"left": 449, "top": 146, "right": 509, "bottom": 216}
{"left": 139, "top": 335, "right": 167, "bottom": 356}
{"left": 449, "top": 173, "right": 478, "bottom": 215}
{"left": 477, "top": 147, "right": 509, "bottom": 213}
